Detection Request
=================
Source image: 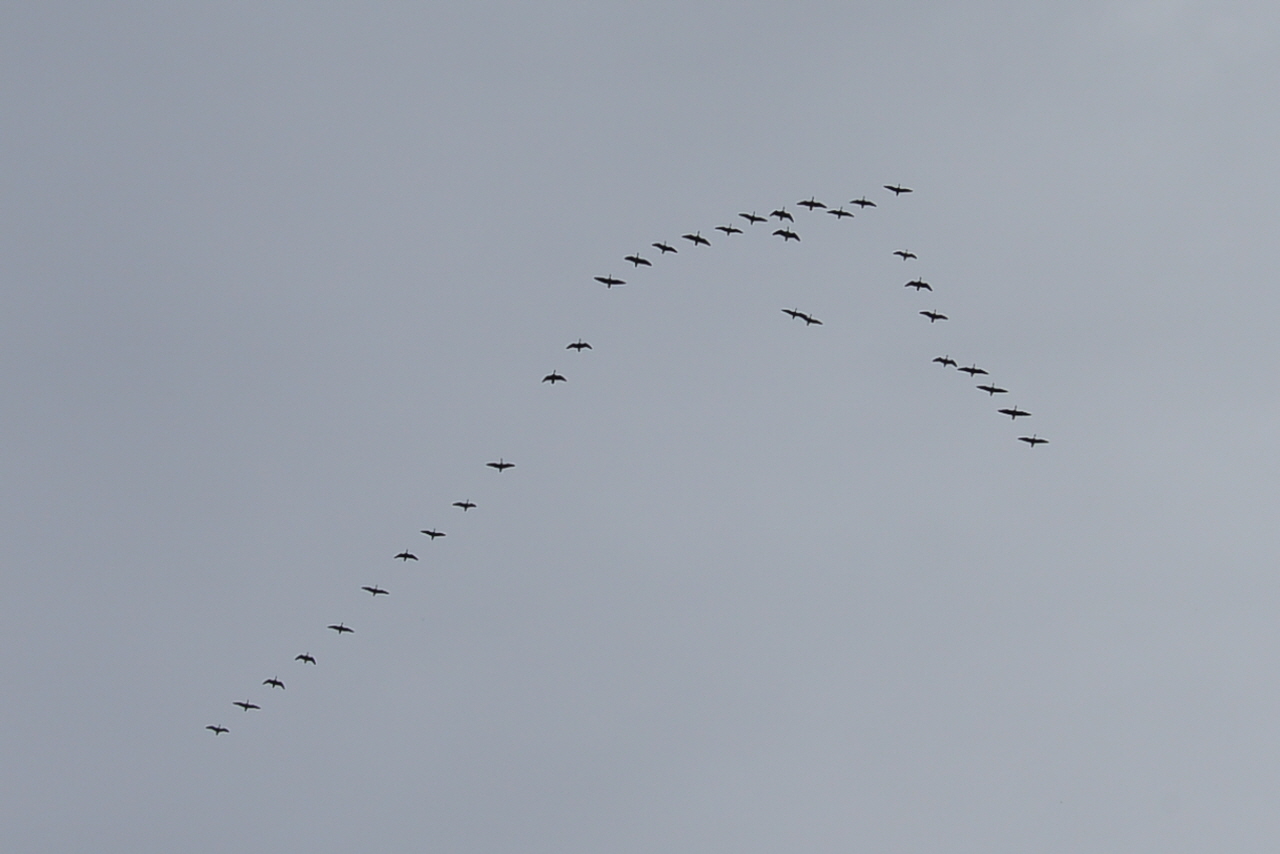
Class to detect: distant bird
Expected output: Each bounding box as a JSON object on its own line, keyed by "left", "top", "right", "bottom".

{"left": 976, "top": 384, "right": 1009, "bottom": 395}
{"left": 594, "top": 275, "right": 625, "bottom": 288}
{"left": 849, "top": 196, "right": 877, "bottom": 208}
{"left": 487, "top": 458, "right": 514, "bottom": 472}
{"left": 327, "top": 623, "right": 353, "bottom": 634}
{"left": 453, "top": 500, "right": 476, "bottom": 511}
{"left": 420, "top": 528, "right": 446, "bottom": 540}
{"left": 797, "top": 197, "right": 827, "bottom": 210}
{"left": 802, "top": 313, "right": 823, "bottom": 326}
{"left": 932, "top": 355, "right": 957, "bottom": 367}
{"left": 714, "top": 224, "right": 743, "bottom": 236}
{"left": 681, "top": 231, "right": 710, "bottom": 246}
{"left": 542, "top": 370, "right": 566, "bottom": 384}
{"left": 781, "top": 308, "right": 805, "bottom": 320}
{"left": 1018, "top": 434, "right": 1048, "bottom": 447}
{"left": 206, "top": 725, "right": 228, "bottom": 735}
{"left": 773, "top": 228, "right": 800, "bottom": 242}
{"left": 263, "top": 677, "right": 285, "bottom": 690}
{"left": 362, "top": 585, "right": 389, "bottom": 596}
{"left": 827, "top": 207, "right": 854, "bottom": 219}
{"left": 394, "top": 551, "right": 418, "bottom": 561}
{"left": 295, "top": 653, "right": 317, "bottom": 665}
{"left": 770, "top": 208, "right": 794, "bottom": 222}
{"left": 233, "top": 700, "right": 260, "bottom": 711}
{"left": 998, "top": 406, "right": 1031, "bottom": 420}
{"left": 920, "top": 310, "right": 948, "bottom": 323}
{"left": 566, "top": 339, "right": 592, "bottom": 351}
{"left": 884, "top": 184, "right": 913, "bottom": 195}
{"left": 905, "top": 279, "right": 931, "bottom": 291}
{"left": 624, "top": 254, "right": 651, "bottom": 267}
{"left": 652, "top": 241, "right": 677, "bottom": 254}
{"left": 893, "top": 250, "right": 917, "bottom": 261}
{"left": 739, "top": 211, "right": 766, "bottom": 224}
{"left": 958, "top": 364, "right": 988, "bottom": 376}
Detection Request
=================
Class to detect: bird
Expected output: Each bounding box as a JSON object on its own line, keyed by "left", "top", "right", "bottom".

{"left": 652, "top": 241, "right": 677, "bottom": 254}
{"left": 781, "top": 308, "right": 805, "bottom": 320}
{"left": 827, "top": 207, "right": 854, "bottom": 219}
{"left": 394, "top": 551, "right": 418, "bottom": 561}
{"left": 849, "top": 196, "right": 877, "bottom": 208}
{"left": 976, "top": 384, "right": 1009, "bottom": 395}
{"left": 893, "top": 250, "right": 918, "bottom": 261}
{"left": 998, "top": 406, "right": 1031, "bottom": 420}
{"left": 594, "top": 275, "right": 625, "bottom": 288}
{"left": 1018, "top": 434, "right": 1048, "bottom": 447}
{"left": 681, "top": 231, "right": 710, "bottom": 246}
{"left": 884, "top": 184, "right": 913, "bottom": 195}
{"left": 233, "top": 700, "right": 261, "bottom": 711}
{"left": 542, "top": 370, "right": 566, "bottom": 384}
{"left": 206, "top": 725, "right": 229, "bottom": 735}
{"left": 802, "top": 313, "right": 823, "bottom": 326}
{"left": 772, "top": 228, "right": 800, "bottom": 242}
{"left": 770, "top": 208, "right": 794, "bottom": 222}
{"left": 797, "top": 197, "right": 826, "bottom": 210}
{"left": 566, "top": 340, "right": 592, "bottom": 351}
{"left": 453, "top": 500, "right": 476, "bottom": 511}
{"left": 714, "top": 224, "right": 743, "bottom": 236}
{"left": 905, "top": 279, "right": 931, "bottom": 291}
{"left": 295, "top": 653, "right": 316, "bottom": 665}
{"left": 263, "top": 677, "right": 285, "bottom": 690}
{"left": 623, "top": 253, "right": 651, "bottom": 267}
{"left": 487, "top": 458, "right": 514, "bottom": 472}
{"left": 362, "top": 585, "right": 389, "bottom": 596}
{"left": 920, "top": 310, "right": 948, "bottom": 323}
{"left": 958, "top": 365, "right": 988, "bottom": 376}
{"left": 932, "top": 355, "right": 957, "bottom": 367}
{"left": 327, "top": 623, "right": 353, "bottom": 634}
{"left": 420, "top": 528, "right": 446, "bottom": 540}
{"left": 739, "top": 211, "right": 766, "bottom": 224}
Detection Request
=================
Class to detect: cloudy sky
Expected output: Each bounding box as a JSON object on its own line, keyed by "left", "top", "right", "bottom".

{"left": 4, "top": 2, "right": 1280, "bottom": 852}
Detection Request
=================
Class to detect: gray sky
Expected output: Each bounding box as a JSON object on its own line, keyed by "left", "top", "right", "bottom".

{"left": 3, "top": 2, "right": 1280, "bottom": 851}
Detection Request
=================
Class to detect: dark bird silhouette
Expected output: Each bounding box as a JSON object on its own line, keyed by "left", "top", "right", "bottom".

{"left": 827, "top": 207, "right": 854, "bottom": 219}
{"left": 453, "top": 500, "right": 476, "bottom": 511}
{"left": 206, "top": 725, "right": 228, "bottom": 735}
{"left": 420, "top": 528, "right": 446, "bottom": 540}
{"left": 884, "top": 184, "right": 913, "bottom": 195}
{"left": 652, "top": 241, "right": 677, "bottom": 254}
{"left": 624, "top": 254, "right": 651, "bottom": 267}
{"left": 739, "top": 211, "right": 766, "bottom": 224}
{"left": 714, "top": 224, "right": 743, "bottom": 236}
{"left": 327, "top": 623, "right": 353, "bottom": 634}
{"left": 681, "top": 231, "right": 710, "bottom": 246}
{"left": 233, "top": 701, "right": 260, "bottom": 711}
{"left": 849, "top": 196, "right": 877, "bottom": 208}
{"left": 263, "top": 678, "right": 285, "bottom": 690}
{"left": 894, "top": 250, "right": 917, "bottom": 261}
{"left": 802, "top": 314, "right": 823, "bottom": 326}
{"left": 295, "top": 653, "right": 316, "bottom": 665}
{"left": 920, "top": 310, "right": 948, "bottom": 323}
{"left": 394, "top": 551, "right": 418, "bottom": 561}
{"left": 933, "top": 355, "right": 957, "bottom": 367}
{"left": 770, "top": 208, "right": 794, "bottom": 222}
{"left": 362, "top": 585, "right": 389, "bottom": 596}
{"left": 773, "top": 228, "right": 800, "bottom": 242}
{"left": 594, "top": 275, "right": 625, "bottom": 288}
{"left": 998, "top": 406, "right": 1031, "bottom": 420}
{"left": 797, "top": 197, "right": 826, "bottom": 210}
{"left": 542, "top": 370, "right": 566, "bottom": 384}
{"left": 781, "top": 308, "right": 805, "bottom": 320}
{"left": 487, "top": 459, "right": 514, "bottom": 472}
{"left": 566, "top": 339, "right": 592, "bottom": 351}
{"left": 976, "top": 384, "right": 1009, "bottom": 395}
{"left": 1018, "top": 434, "right": 1048, "bottom": 447}
{"left": 905, "top": 279, "right": 931, "bottom": 291}
{"left": 958, "top": 365, "right": 988, "bottom": 376}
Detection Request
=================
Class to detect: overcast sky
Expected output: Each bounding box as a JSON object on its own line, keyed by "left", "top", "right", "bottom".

{"left": 4, "top": 2, "right": 1280, "bottom": 852}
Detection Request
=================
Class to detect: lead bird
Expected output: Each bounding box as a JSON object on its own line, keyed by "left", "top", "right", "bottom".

{"left": 327, "top": 623, "right": 354, "bottom": 634}
{"left": 933, "top": 355, "right": 957, "bottom": 367}
{"left": 453, "top": 500, "right": 476, "bottom": 511}
{"left": 998, "top": 406, "right": 1031, "bottom": 419}
{"left": 542, "top": 370, "right": 566, "bottom": 384}
{"left": 624, "top": 253, "right": 651, "bottom": 267}
{"left": 594, "top": 275, "right": 625, "bottom": 288}
{"left": 362, "top": 585, "right": 389, "bottom": 596}
{"left": 487, "top": 458, "right": 515, "bottom": 472}
{"left": 263, "top": 677, "right": 285, "bottom": 690}
{"left": 920, "top": 310, "right": 948, "bottom": 323}
{"left": 681, "top": 231, "right": 710, "bottom": 246}
{"left": 566, "top": 340, "right": 592, "bottom": 351}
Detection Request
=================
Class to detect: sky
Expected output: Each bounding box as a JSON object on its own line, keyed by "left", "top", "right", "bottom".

{"left": 3, "top": 2, "right": 1280, "bottom": 852}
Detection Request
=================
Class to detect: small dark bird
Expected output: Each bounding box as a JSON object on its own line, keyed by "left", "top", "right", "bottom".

{"left": 781, "top": 308, "right": 805, "bottom": 320}
{"left": 487, "top": 459, "right": 514, "bottom": 472}
{"left": 773, "top": 228, "right": 800, "bottom": 242}
{"left": 739, "top": 211, "right": 766, "bottom": 224}
{"left": 958, "top": 365, "right": 988, "bottom": 376}
{"left": 827, "top": 207, "right": 854, "bottom": 219}
{"left": 652, "top": 241, "right": 677, "bottom": 254}
{"left": 849, "top": 196, "right": 877, "bottom": 208}
{"left": 770, "top": 208, "right": 794, "bottom": 222}
{"left": 715, "top": 224, "right": 743, "bottom": 236}
{"left": 884, "top": 184, "right": 913, "bottom": 195}
{"left": 920, "top": 310, "right": 948, "bottom": 323}
{"left": 1018, "top": 434, "right": 1048, "bottom": 447}
{"left": 453, "top": 500, "right": 476, "bottom": 511}
{"left": 327, "top": 623, "right": 353, "bottom": 634}
{"left": 362, "top": 585, "right": 389, "bottom": 596}
{"left": 263, "top": 678, "right": 285, "bottom": 690}
{"left": 566, "top": 340, "right": 592, "bottom": 351}
{"left": 420, "top": 528, "right": 446, "bottom": 540}
{"left": 894, "top": 250, "right": 917, "bottom": 261}
{"left": 233, "top": 701, "right": 260, "bottom": 711}
{"left": 998, "top": 406, "right": 1031, "bottom": 420}
{"left": 797, "top": 197, "right": 827, "bottom": 210}
{"left": 295, "top": 653, "right": 316, "bottom": 665}
{"left": 394, "top": 551, "right": 418, "bottom": 561}
{"left": 594, "top": 275, "right": 625, "bottom": 288}
{"left": 976, "top": 384, "right": 1009, "bottom": 396}
{"left": 681, "top": 231, "right": 710, "bottom": 246}
{"left": 206, "top": 725, "right": 228, "bottom": 735}
{"left": 624, "top": 254, "right": 651, "bottom": 267}
{"left": 905, "top": 279, "right": 931, "bottom": 291}
{"left": 933, "top": 355, "right": 957, "bottom": 367}
{"left": 542, "top": 370, "right": 566, "bottom": 384}
{"left": 802, "top": 314, "right": 823, "bottom": 326}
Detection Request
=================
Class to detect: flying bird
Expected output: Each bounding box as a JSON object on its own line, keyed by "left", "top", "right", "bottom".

{"left": 362, "top": 585, "right": 389, "bottom": 596}
{"left": 394, "top": 551, "right": 418, "bottom": 561}
{"left": 958, "top": 365, "right": 988, "bottom": 376}
{"left": 623, "top": 254, "right": 651, "bottom": 268}
{"left": 594, "top": 275, "right": 625, "bottom": 288}
{"left": 263, "top": 678, "right": 285, "bottom": 690}
{"left": 781, "top": 308, "right": 805, "bottom": 320}
{"left": 827, "top": 207, "right": 854, "bottom": 219}
{"left": 206, "top": 725, "right": 228, "bottom": 735}
{"left": 233, "top": 701, "right": 260, "bottom": 711}
{"left": 327, "top": 623, "right": 354, "bottom": 634}
{"left": 932, "top": 355, "right": 957, "bottom": 367}
{"left": 797, "top": 197, "right": 827, "bottom": 210}
{"left": 849, "top": 196, "right": 877, "bottom": 208}
{"left": 487, "top": 458, "right": 515, "bottom": 472}
{"left": 920, "top": 310, "right": 948, "bottom": 323}
{"left": 681, "top": 231, "right": 710, "bottom": 246}
{"left": 884, "top": 184, "right": 913, "bottom": 195}
{"left": 998, "top": 406, "right": 1031, "bottom": 420}
{"left": 542, "top": 370, "right": 566, "bottom": 384}
{"left": 976, "top": 384, "right": 1009, "bottom": 395}
{"left": 773, "top": 228, "right": 800, "bottom": 242}
{"left": 295, "top": 653, "right": 316, "bottom": 665}
{"left": 770, "top": 208, "right": 794, "bottom": 222}
{"left": 739, "top": 211, "right": 766, "bottom": 224}
{"left": 905, "top": 279, "right": 931, "bottom": 291}
{"left": 420, "top": 528, "right": 446, "bottom": 540}
{"left": 714, "top": 224, "right": 743, "bottom": 236}
{"left": 453, "top": 500, "right": 476, "bottom": 511}
{"left": 802, "top": 314, "right": 823, "bottom": 326}
{"left": 652, "top": 241, "right": 677, "bottom": 254}
{"left": 1018, "top": 434, "right": 1048, "bottom": 447}
{"left": 893, "top": 250, "right": 917, "bottom": 261}
{"left": 566, "top": 339, "right": 592, "bottom": 351}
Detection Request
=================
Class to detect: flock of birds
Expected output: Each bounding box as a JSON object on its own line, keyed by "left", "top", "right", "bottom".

{"left": 205, "top": 183, "right": 1048, "bottom": 736}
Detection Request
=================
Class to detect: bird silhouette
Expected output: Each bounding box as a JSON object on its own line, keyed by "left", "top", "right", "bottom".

{"left": 772, "top": 228, "right": 800, "bottom": 242}
{"left": 884, "top": 184, "right": 913, "bottom": 195}
{"left": 594, "top": 275, "right": 625, "bottom": 288}
{"left": 681, "top": 231, "right": 710, "bottom": 246}
{"left": 624, "top": 254, "right": 651, "bottom": 267}
{"left": 849, "top": 196, "right": 877, "bottom": 208}
{"left": 976, "top": 384, "right": 1009, "bottom": 395}
{"left": 327, "top": 623, "right": 353, "bottom": 634}
{"left": 206, "top": 725, "right": 229, "bottom": 735}
{"left": 394, "top": 551, "right": 418, "bottom": 561}
{"left": 933, "top": 355, "right": 957, "bottom": 367}
{"left": 797, "top": 197, "right": 827, "bottom": 210}
{"left": 233, "top": 700, "right": 261, "bottom": 711}
{"left": 362, "top": 585, "right": 389, "bottom": 596}
{"left": 487, "top": 459, "right": 514, "bottom": 472}
{"left": 295, "top": 653, "right": 316, "bottom": 665}
{"left": 894, "top": 250, "right": 917, "bottom": 261}
{"left": 920, "top": 310, "right": 948, "bottom": 323}
{"left": 714, "top": 224, "right": 743, "bottom": 236}
{"left": 827, "top": 207, "right": 854, "bottom": 219}
{"left": 905, "top": 278, "right": 931, "bottom": 291}
{"left": 652, "top": 241, "right": 677, "bottom": 254}
{"left": 542, "top": 370, "right": 566, "bottom": 384}
{"left": 263, "top": 677, "right": 285, "bottom": 690}
{"left": 739, "top": 211, "right": 766, "bottom": 224}
{"left": 453, "top": 500, "right": 476, "bottom": 511}
{"left": 566, "top": 339, "right": 592, "bottom": 351}
{"left": 1018, "top": 434, "right": 1048, "bottom": 447}
{"left": 781, "top": 308, "right": 805, "bottom": 320}
{"left": 998, "top": 406, "right": 1031, "bottom": 420}
{"left": 420, "top": 528, "right": 446, "bottom": 540}
{"left": 958, "top": 365, "right": 988, "bottom": 376}
{"left": 770, "top": 208, "right": 794, "bottom": 222}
